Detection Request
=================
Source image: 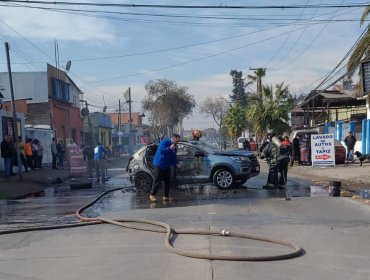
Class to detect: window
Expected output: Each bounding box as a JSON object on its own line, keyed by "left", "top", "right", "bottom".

{"left": 51, "top": 78, "right": 70, "bottom": 102}
{"left": 177, "top": 144, "right": 195, "bottom": 156}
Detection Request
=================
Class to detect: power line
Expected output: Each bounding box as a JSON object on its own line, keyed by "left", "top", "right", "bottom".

{"left": 272, "top": 6, "right": 362, "bottom": 68}
{"left": 0, "top": 1, "right": 368, "bottom": 9}
{"left": 91, "top": 22, "right": 326, "bottom": 84}
{"left": 0, "top": 19, "right": 124, "bottom": 103}
{"left": 0, "top": 3, "right": 365, "bottom": 22}
{"left": 311, "top": 24, "right": 369, "bottom": 91}
{"left": 264, "top": 0, "right": 311, "bottom": 67}
{"left": 270, "top": 0, "right": 348, "bottom": 70}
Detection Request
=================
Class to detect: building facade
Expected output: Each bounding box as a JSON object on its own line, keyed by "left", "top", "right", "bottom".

{"left": 0, "top": 64, "right": 83, "bottom": 146}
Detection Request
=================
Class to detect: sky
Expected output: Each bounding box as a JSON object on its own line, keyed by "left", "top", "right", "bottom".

{"left": 0, "top": 0, "right": 368, "bottom": 129}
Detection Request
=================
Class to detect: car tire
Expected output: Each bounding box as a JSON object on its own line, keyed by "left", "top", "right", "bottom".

{"left": 213, "top": 169, "right": 234, "bottom": 189}
{"left": 135, "top": 172, "right": 153, "bottom": 192}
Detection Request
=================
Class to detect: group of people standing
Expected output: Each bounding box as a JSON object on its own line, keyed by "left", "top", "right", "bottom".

{"left": 2, "top": 134, "right": 113, "bottom": 182}
{"left": 1, "top": 135, "right": 46, "bottom": 178}
{"left": 24, "top": 138, "right": 44, "bottom": 170}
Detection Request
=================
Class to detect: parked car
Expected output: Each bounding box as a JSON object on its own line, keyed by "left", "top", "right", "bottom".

{"left": 237, "top": 137, "right": 247, "bottom": 149}
{"left": 126, "top": 141, "right": 260, "bottom": 190}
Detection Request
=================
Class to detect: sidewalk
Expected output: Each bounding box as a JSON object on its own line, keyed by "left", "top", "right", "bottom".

{"left": 0, "top": 166, "right": 73, "bottom": 199}
{"left": 0, "top": 156, "right": 129, "bottom": 199}
{"left": 288, "top": 161, "right": 370, "bottom": 190}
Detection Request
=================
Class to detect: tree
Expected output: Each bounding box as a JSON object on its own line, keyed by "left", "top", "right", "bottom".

{"left": 142, "top": 79, "right": 196, "bottom": 139}
{"left": 222, "top": 104, "right": 248, "bottom": 142}
{"left": 229, "top": 70, "right": 249, "bottom": 107}
{"left": 199, "top": 97, "right": 229, "bottom": 128}
{"left": 246, "top": 82, "right": 294, "bottom": 137}
{"left": 199, "top": 97, "right": 229, "bottom": 147}
{"left": 247, "top": 67, "right": 266, "bottom": 99}
{"left": 347, "top": 5, "right": 370, "bottom": 77}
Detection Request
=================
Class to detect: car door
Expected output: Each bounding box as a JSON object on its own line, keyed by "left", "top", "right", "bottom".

{"left": 176, "top": 143, "right": 209, "bottom": 184}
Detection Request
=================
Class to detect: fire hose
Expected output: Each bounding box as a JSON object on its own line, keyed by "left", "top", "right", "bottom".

{"left": 1, "top": 188, "right": 304, "bottom": 261}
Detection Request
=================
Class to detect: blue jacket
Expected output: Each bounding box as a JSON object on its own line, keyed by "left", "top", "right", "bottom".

{"left": 94, "top": 145, "right": 105, "bottom": 160}
{"left": 153, "top": 139, "right": 177, "bottom": 169}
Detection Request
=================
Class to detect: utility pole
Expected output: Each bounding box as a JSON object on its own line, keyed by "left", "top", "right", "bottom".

{"left": 128, "top": 87, "right": 133, "bottom": 155}
{"left": 249, "top": 67, "right": 266, "bottom": 99}
{"left": 84, "top": 101, "right": 93, "bottom": 146}
{"left": 118, "top": 99, "right": 121, "bottom": 155}
{"left": 5, "top": 42, "right": 22, "bottom": 179}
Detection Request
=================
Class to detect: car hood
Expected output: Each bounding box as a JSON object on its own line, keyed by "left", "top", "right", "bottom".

{"left": 212, "top": 149, "right": 255, "bottom": 157}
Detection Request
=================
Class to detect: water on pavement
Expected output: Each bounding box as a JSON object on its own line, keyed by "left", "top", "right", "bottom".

{"left": 0, "top": 167, "right": 326, "bottom": 231}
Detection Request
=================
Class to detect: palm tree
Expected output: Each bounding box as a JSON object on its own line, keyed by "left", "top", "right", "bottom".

{"left": 247, "top": 67, "right": 266, "bottom": 98}
{"left": 347, "top": 6, "right": 370, "bottom": 77}
{"left": 246, "top": 82, "right": 294, "bottom": 138}
{"left": 222, "top": 104, "right": 248, "bottom": 143}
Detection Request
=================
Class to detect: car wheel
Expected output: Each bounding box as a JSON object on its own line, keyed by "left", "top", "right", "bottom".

{"left": 135, "top": 172, "right": 153, "bottom": 192}
{"left": 213, "top": 169, "right": 234, "bottom": 189}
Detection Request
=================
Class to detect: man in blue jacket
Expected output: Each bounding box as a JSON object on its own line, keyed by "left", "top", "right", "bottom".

{"left": 149, "top": 134, "right": 180, "bottom": 202}
{"left": 94, "top": 142, "right": 107, "bottom": 183}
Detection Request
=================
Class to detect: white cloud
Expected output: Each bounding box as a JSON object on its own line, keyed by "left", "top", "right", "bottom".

{"left": 0, "top": 6, "right": 117, "bottom": 44}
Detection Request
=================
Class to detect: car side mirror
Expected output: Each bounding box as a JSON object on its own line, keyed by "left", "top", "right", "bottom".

{"left": 194, "top": 151, "right": 204, "bottom": 157}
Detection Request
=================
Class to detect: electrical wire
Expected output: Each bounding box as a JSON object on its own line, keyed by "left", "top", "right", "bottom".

{"left": 271, "top": 0, "right": 350, "bottom": 70}
{"left": 0, "top": 3, "right": 365, "bottom": 23}
{"left": 91, "top": 22, "right": 327, "bottom": 84}
{"left": 312, "top": 24, "right": 369, "bottom": 91}
{"left": 264, "top": 0, "right": 311, "bottom": 68}
{"left": 0, "top": 0, "right": 368, "bottom": 9}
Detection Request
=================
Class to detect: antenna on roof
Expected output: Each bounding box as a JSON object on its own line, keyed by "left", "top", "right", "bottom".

{"left": 65, "top": 60, "right": 72, "bottom": 72}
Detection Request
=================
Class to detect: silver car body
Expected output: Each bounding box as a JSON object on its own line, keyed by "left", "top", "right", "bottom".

{"left": 127, "top": 141, "right": 260, "bottom": 190}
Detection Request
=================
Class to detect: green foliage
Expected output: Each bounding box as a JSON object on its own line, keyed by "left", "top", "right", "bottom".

{"left": 229, "top": 70, "right": 248, "bottom": 107}
{"left": 246, "top": 82, "right": 294, "bottom": 137}
{"left": 222, "top": 104, "right": 248, "bottom": 139}
{"left": 247, "top": 67, "right": 266, "bottom": 97}
{"left": 142, "top": 79, "right": 196, "bottom": 137}
{"left": 347, "top": 5, "right": 370, "bottom": 77}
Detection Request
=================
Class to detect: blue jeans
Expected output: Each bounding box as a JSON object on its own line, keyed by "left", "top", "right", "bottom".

{"left": 347, "top": 149, "right": 354, "bottom": 161}
{"left": 4, "top": 157, "right": 12, "bottom": 178}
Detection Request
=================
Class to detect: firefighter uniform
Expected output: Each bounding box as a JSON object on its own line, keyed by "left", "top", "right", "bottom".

{"left": 260, "top": 137, "right": 290, "bottom": 188}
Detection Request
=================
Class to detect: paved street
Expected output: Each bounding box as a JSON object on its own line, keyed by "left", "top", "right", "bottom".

{"left": 0, "top": 158, "right": 370, "bottom": 279}
{"left": 0, "top": 193, "right": 369, "bottom": 279}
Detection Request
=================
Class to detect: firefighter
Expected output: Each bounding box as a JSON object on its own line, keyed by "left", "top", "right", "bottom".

{"left": 259, "top": 133, "right": 290, "bottom": 188}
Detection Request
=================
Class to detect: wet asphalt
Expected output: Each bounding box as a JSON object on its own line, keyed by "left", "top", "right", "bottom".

{"left": 0, "top": 165, "right": 323, "bottom": 231}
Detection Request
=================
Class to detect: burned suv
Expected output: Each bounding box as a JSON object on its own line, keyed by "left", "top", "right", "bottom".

{"left": 127, "top": 141, "right": 260, "bottom": 190}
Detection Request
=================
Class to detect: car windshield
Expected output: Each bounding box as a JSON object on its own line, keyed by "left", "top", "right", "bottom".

{"left": 187, "top": 141, "right": 220, "bottom": 153}
{"left": 133, "top": 145, "right": 147, "bottom": 156}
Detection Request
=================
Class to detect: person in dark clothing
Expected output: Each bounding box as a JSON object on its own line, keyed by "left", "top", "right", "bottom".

{"left": 243, "top": 139, "right": 251, "bottom": 150}
{"left": 344, "top": 131, "right": 356, "bottom": 162}
{"left": 260, "top": 134, "right": 290, "bottom": 188}
{"left": 83, "top": 144, "right": 95, "bottom": 178}
{"left": 291, "top": 134, "right": 302, "bottom": 166}
{"left": 1, "top": 135, "right": 14, "bottom": 178}
{"left": 51, "top": 137, "right": 58, "bottom": 169}
{"left": 149, "top": 134, "right": 180, "bottom": 202}
{"left": 56, "top": 140, "right": 66, "bottom": 168}
{"left": 31, "top": 139, "right": 39, "bottom": 169}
